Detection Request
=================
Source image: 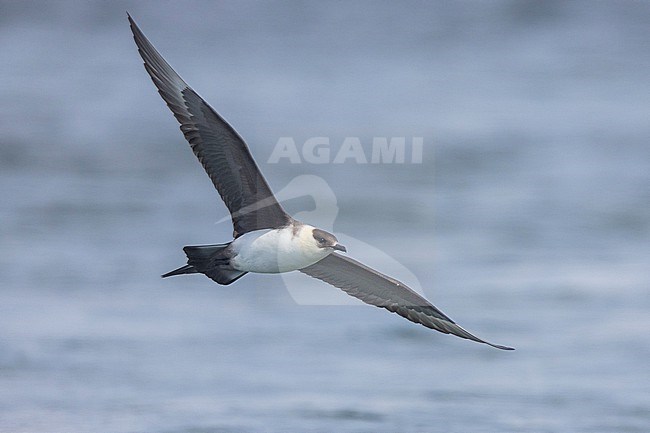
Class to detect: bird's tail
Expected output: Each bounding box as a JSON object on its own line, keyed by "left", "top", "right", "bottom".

{"left": 162, "top": 264, "right": 197, "bottom": 278}
{"left": 162, "top": 243, "right": 247, "bottom": 285}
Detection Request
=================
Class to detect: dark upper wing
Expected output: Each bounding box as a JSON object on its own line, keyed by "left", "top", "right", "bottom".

{"left": 300, "top": 253, "right": 514, "bottom": 350}
{"left": 128, "top": 15, "right": 292, "bottom": 237}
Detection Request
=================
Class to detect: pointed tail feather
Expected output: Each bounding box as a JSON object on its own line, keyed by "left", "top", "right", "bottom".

{"left": 162, "top": 264, "right": 197, "bottom": 278}
{"left": 163, "top": 243, "right": 247, "bottom": 285}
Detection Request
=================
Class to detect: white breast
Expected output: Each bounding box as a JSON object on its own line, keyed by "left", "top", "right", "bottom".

{"left": 229, "top": 225, "right": 329, "bottom": 273}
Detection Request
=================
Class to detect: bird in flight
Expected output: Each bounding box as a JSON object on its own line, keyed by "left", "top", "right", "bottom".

{"left": 128, "top": 15, "right": 513, "bottom": 350}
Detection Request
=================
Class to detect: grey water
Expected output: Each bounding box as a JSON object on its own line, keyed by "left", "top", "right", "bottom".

{"left": 1, "top": 1, "right": 649, "bottom": 432}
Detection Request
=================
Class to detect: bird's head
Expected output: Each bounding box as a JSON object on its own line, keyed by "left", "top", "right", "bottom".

{"left": 311, "top": 228, "right": 347, "bottom": 253}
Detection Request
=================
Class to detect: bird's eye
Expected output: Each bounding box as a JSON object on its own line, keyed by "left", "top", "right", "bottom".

{"left": 318, "top": 237, "right": 326, "bottom": 244}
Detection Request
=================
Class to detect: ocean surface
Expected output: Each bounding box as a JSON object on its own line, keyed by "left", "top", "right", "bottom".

{"left": 1, "top": 2, "right": 649, "bottom": 432}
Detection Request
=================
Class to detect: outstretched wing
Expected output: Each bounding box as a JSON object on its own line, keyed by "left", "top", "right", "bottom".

{"left": 300, "top": 253, "right": 513, "bottom": 350}
{"left": 129, "top": 15, "right": 292, "bottom": 237}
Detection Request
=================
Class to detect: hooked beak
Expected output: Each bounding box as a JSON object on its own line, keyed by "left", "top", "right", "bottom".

{"left": 332, "top": 243, "right": 347, "bottom": 252}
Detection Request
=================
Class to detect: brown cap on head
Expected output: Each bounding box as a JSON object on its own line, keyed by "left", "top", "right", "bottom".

{"left": 312, "top": 228, "right": 346, "bottom": 252}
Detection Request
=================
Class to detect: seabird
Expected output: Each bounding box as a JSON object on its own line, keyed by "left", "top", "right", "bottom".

{"left": 128, "top": 15, "right": 513, "bottom": 350}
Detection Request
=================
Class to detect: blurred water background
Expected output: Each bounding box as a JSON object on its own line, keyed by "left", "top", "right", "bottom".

{"left": 1, "top": 1, "right": 649, "bottom": 432}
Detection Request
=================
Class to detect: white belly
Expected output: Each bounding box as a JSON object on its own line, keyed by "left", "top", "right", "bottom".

{"left": 229, "top": 227, "right": 329, "bottom": 273}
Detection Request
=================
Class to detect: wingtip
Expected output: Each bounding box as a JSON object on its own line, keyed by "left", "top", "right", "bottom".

{"left": 127, "top": 12, "right": 137, "bottom": 33}
{"left": 126, "top": 12, "right": 141, "bottom": 33}
{"left": 501, "top": 346, "right": 516, "bottom": 351}
{"left": 492, "top": 343, "right": 515, "bottom": 351}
